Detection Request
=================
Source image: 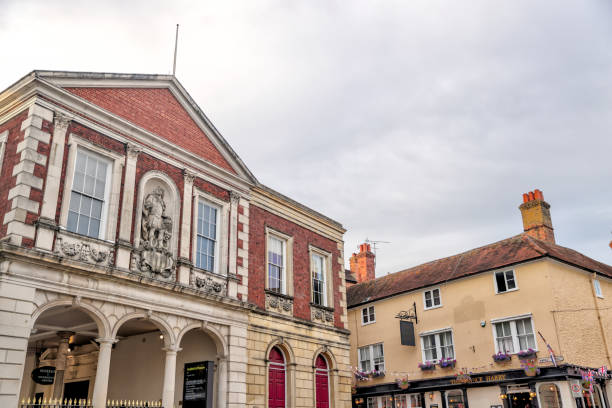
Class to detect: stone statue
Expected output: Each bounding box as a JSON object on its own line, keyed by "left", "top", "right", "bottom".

{"left": 135, "top": 186, "right": 174, "bottom": 277}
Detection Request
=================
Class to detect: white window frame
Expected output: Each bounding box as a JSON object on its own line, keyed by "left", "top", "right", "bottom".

{"left": 367, "top": 396, "right": 393, "bottom": 408}
{"left": 59, "top": 135, "right": 123, "bottom": 241}
{"left": 309, "top": 245, "right": 333, "bottom": 308}
{"left": 491, "top": 313, "right": 538, "bottom": 354}
{"left": 358, "top": 343, "right": 385, "bottom": 372}
{"left": 494, "top": 269, "right": 519, "bottom": 294}
{"left": 395, "top": 394, "right": 422, "bottom": 408}
{"left": 265, "top": 227, "right": 293, "bottom": 296}
{"left": 423, "top": 287, "right": 442, "bottom": 310}
{"left": 419, "top": 327, "right": 454, "bottom": 363}
{"left": 361, "top": 305, "right": 376, "bottom": 325}
{"left": 0, "top": 130, "right": 8, "bottom": 177}
{"left": 192, "top": 188, "right": 229, "bottom": 275}
{"left": 593, "top": 279, "right": 603, "bottom": 298}
{"left": 446, "top": 390, "right": 465, "bottom": 408}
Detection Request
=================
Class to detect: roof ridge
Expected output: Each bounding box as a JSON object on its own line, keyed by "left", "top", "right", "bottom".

{"left": 521, "top": 234, "right": 549, "bottom": 255}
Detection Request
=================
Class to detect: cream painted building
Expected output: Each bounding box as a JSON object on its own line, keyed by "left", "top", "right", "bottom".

{"left": 0, "top": 70, "right": 351, "bottom": 408}
{"left": 347, "top": 190, "right": 611, "bottom": 408}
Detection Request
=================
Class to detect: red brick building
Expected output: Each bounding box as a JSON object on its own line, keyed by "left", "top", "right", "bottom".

{"left": 0, "top": 71, "right": 351, "bottom": 408}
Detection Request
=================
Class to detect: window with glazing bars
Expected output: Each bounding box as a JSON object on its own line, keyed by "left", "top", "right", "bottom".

{"left": 312, "top": 253, "right": 326, "bottom": 306}
{"left": 268, "top": 235, "right": 285, "bottom": 293}
{"left": 195, "top": 201, "right": 217, "bottom": 272}
{"left": 67, "top": 149, "right": 108, "bottom": 239}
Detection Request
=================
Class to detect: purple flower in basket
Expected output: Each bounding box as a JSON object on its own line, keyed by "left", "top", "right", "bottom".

{"left": 493, "top": 351, "right": 512, "bottom": 362}
{"left": 354, "top": 369, "right": 369, "bottom": 382}
{"left": 370, "top": 369, "right": 386, "bottom": 378}
{"left": 418, "top": 361, "right": 436, "bottom": 370}
{"left": 517, "top": 348, "right": 536, "bottom": 358}
{"left": 439, "top": 357, "right": 456, "bottom": 368}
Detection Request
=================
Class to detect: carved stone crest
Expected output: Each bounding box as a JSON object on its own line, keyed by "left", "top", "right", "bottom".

{"left": 133, "top": 186, "right": 175, "bottom": 277}
{"left": 54, "top": 235, "right": 114, "bottom": 266}
{"left": 311, "top": 305, "right": 334, "bottom": 325}
{"left": 265, "top": 293, "right": 293, "bottom": 316}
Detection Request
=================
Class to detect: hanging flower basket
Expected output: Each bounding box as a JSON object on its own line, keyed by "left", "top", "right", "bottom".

{"left": 517, "top": 348, "right": 537, "bottom": 358}
{"left": 354, "top": 370, "right": 369, "bottom": 382}
{"left": 369, "top": 369, "right": 386, "bottom": 378}
{"left": 439, "top": 357, "right": 456, "bottom": 368}
{"left": 396, "top": 376, "right": 410, "bottom": 390}
{"left": 418, "top": 361, "right": 436, "bottom": 371}
{"left": 492, "top": 352, "right": 512, "bottom": 362}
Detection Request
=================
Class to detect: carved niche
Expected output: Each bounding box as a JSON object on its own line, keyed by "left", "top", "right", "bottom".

{"left": 132, "top": 172, "right": 179, "bottom": 279}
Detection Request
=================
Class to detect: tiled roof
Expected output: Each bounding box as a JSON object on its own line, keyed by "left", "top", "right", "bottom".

{"left": 347, "top": 234, "right": 612, "bottom": 308}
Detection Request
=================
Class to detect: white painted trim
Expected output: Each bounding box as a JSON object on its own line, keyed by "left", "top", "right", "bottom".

{"left": 493, "top": 269, "right": 519, "bottom": 294}
{"left": 265, "top": 227, "right": 294, "bottom": 296}
{"left": 423, "top": 287, "right": 442, "bottom": 310}
{"left": 59, "top": 136, "right": 124, "bottom": 241}
{"left": 0, "top": 130, "right": 8, "bottom": 177}
{"left": 309, "top": 245, "right": 333, "bottom": 308}
{"left": 490, "top": 312, "right": 533, "bottom": 324}
{"left": 491, "top": 314, "right": 538, "bottom": 354}
{"left": 419, "top": 328, "right": 454, "bottom": 364}
{"left": 360, "top": 306, "right": 376, "bottom": 326}
{"left": 192, "top": 187, "right": 229, "bottom": 275}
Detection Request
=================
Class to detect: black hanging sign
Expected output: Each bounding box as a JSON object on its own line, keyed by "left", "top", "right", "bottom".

{"left": 31, "top": 366, "right": 55, "bottom": 385}
{"left": 183, "top": 361, "right": 214, "bottom": 408}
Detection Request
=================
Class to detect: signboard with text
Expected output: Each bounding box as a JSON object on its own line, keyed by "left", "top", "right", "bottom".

{"left": 31, "top": 366, "right": 55, "bottom": 385}
{"left": 183, "top": 361, "right": 214, "bottom": 408}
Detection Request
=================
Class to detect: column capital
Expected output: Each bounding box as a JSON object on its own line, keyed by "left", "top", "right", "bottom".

{"left": 95, "top": 338, "right": 118, "bottom": 345}
{"left": 126, "top": 143, "right": 142, "bottom": 159}
{"left": 183, "top": 169, "right": 197, "bottom": 183}
{"left": 53, "top": 112, "right": 72, "bottom": 130}
{"left": 162, "top": 346, "right": 182, "bottom": 354}
{"left": 230, "top": 191, "right": 241, "bottom": 205}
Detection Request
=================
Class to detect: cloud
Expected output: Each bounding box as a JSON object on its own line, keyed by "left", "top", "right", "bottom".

{"left": 1, "top": 0, "right": 611, "bottom": 273}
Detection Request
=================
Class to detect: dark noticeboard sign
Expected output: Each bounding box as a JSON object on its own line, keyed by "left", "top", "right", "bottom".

{"left": 400, "top": 321, "right": 416, "bottom": 346}
{"left": 183, "top": 361, "right": 214, "bottom": 408}
{"left": 31, "top": 366, "right": 55, "bottom": 385}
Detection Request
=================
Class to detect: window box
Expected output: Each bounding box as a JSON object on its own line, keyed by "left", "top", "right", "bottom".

{"left": 418, "top": 361, "right": 436, "bottom": 371}
{"left": 439, "top": 357, "right": 456, "bottom": 368}
{"left": 492, "top": 351, "right": 512, "bottom": 362}
{"left": 517, "top": 348, "right": 537, "bottom": 359}
{"left": 395, "top": 376, "right": 410, "bottom": 390}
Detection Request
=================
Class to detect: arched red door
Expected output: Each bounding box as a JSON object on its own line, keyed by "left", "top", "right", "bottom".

{"left": 268, "top": 347, "right": 286, "bottom": 408}
{"left": 315, "top": 355, "right": 330, "bottom": 408}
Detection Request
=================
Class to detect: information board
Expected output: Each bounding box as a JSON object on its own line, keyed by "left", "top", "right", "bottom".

{"left": 31, "top": 366, "right": 55, "bottom": 385}
{"left": 183, "top": 361, "right": 214, "bottom": 408}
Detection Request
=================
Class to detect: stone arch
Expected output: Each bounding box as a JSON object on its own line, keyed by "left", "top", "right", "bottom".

{"left": 176, "top": 322, "right": 228, "bottom": 358}
{"left": 264, "top": 337, "right": 295, "bottom": 364}
{"left": 111, "top": 311, "right": 176, "bottom": 347}
{"left": 312, "top": 346, "right": 337, "bottom": 370}
{"left": 31, "top": 298, "right": 111, "bottom": 339}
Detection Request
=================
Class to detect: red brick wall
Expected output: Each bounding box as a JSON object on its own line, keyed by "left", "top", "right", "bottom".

{"left": 65, "top": 87, "right": 236, "bottom": 174}
{"left": 248, "top": 205, "right": 345, "bottom": 329}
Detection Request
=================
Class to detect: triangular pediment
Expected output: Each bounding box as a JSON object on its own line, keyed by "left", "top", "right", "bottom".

{"left": 33, "top": 71, "right": 256, "bottom": 183}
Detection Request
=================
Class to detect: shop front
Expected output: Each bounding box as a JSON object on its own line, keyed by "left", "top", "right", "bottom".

{"left": 352, "top": 365, "right": 611, "bottom": 408}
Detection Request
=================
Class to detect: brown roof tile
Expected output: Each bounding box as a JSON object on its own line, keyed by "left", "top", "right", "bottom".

{"left": 347, "top": 233, "right": 612, "bottom": 308}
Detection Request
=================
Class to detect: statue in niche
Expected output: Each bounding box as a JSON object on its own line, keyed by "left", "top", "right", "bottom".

{"left": 135, "top": 186, "right": 174, "bottom": 277}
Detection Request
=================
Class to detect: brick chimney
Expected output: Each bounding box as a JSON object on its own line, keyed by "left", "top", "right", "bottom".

{"left": 349, "top": 243, "right": 376, "bottom": 283}
{"left": 519, "top": 189, "right": 555, "bottom": 243}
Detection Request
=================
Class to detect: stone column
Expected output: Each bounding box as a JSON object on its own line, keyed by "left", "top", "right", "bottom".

{"left": 116, "top": 144, "right": 140, "bottom": 269}
{"left": 162, "top": 347, "right": 179, "bottom": 408}
{"left": 178, "top": 170, "right": 195, "bottom": 284}
{"left": 52, "top": 331, "right": 74, "bottom": 399}
{"left": 35, "top": 113, "right": 71, "bottom": 251}
{"left": 216, "top": 357, "right": 227, "bottom": 408}
{"left": 92, "top": 338, "right": 115, "bottom": 408}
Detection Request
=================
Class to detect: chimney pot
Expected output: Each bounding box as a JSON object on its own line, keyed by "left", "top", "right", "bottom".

{"left": 528, "top": 191, "right": 535, "bottom": 201}
{"left": 350, "top": 242, "right": 376, "bottom": 283}
{"left": 523, "top": 193, "right": 529, "bottom": 203}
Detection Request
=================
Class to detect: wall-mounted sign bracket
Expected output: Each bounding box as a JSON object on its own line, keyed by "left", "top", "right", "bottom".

{"left": 395, "top": 302, "right": 418, "bottom": 324}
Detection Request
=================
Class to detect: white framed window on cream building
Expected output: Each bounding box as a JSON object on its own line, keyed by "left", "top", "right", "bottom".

{"left": 423, "top": 287, "right": 442, "bottom": 310}
{"left": 419, "top": 328, "right": 454, "bottom": 363}
{"left": 358, "top": 343, "right": 385, "bottom": 373}
{"left": 361, "top": 306, "right": 376, "bottom": 325}
{"left": 494, "top": 270, "right": 518, "bottom": 293}
{"left": 491, "top": 314, "right": 537, "bottom": 354}
{"left": 593, "top": 279, "right": 603, "bottom": 298}
{"left": 265, "top": 228, "right": 293, "bottom": 296}
{"left": 192, "top": 189, "right": 229, "bottom": 275}
{"left": 59, "top": 135, "right": 123, "bottom": 241}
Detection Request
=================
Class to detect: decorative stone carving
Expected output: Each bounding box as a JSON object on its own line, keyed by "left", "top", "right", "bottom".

{"left": 126, "top": 143, "right": 142, "bottom": 159}
{"left": 311, "top": 305, "right": 334, "bottom": 326}
{"left": 54, "top": 235, "right": 114, "bottom": 266}
{"left": 183, "top": 170, "right": 196, "bottom": 184}
{"left": 132, "top": 187, "right": 175, "bottom": 278}
{"left": 229, "top": 191, "right": 240, "bottom": 205}
{"left": 53, "top": 112, "right": 72, "bottom": 130}
{"left": 195, "top": 276, "right": 227, "bottom": 296}
{"left": 265, "top": 292, "right": 293, "bottom": 316}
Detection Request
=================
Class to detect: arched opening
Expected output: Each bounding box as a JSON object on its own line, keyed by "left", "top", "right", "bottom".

{"left": 446, "top": 390, "right": 465, "bottom": 408}
{"left": 19, "top": 304, "right": 104, "bottom": 403}
{"left": 107, "top": 317, "right": 170, "bottom": 403}
{"left": 175, "top": 328, "right": 224, "bottom": 408}
{"left": 538, "top": 383, "right": 561, "bottom": 408}
{"left": 315, "top": 355, "right": 330, "bottom": 408}
{"left": 268, "top": 347, "right": 286, "bottom": 408}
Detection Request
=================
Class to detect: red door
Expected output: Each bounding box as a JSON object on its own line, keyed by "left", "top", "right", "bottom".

{"left": 315, "top": 355, "right": 330, "bottom": 408}
{"left": 268, "top": 347, "right": 286, "bottom": 408}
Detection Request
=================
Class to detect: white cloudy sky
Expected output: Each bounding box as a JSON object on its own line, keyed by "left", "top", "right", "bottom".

{"left": 2, "top": 0, "right": 611, "bottom": 275}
